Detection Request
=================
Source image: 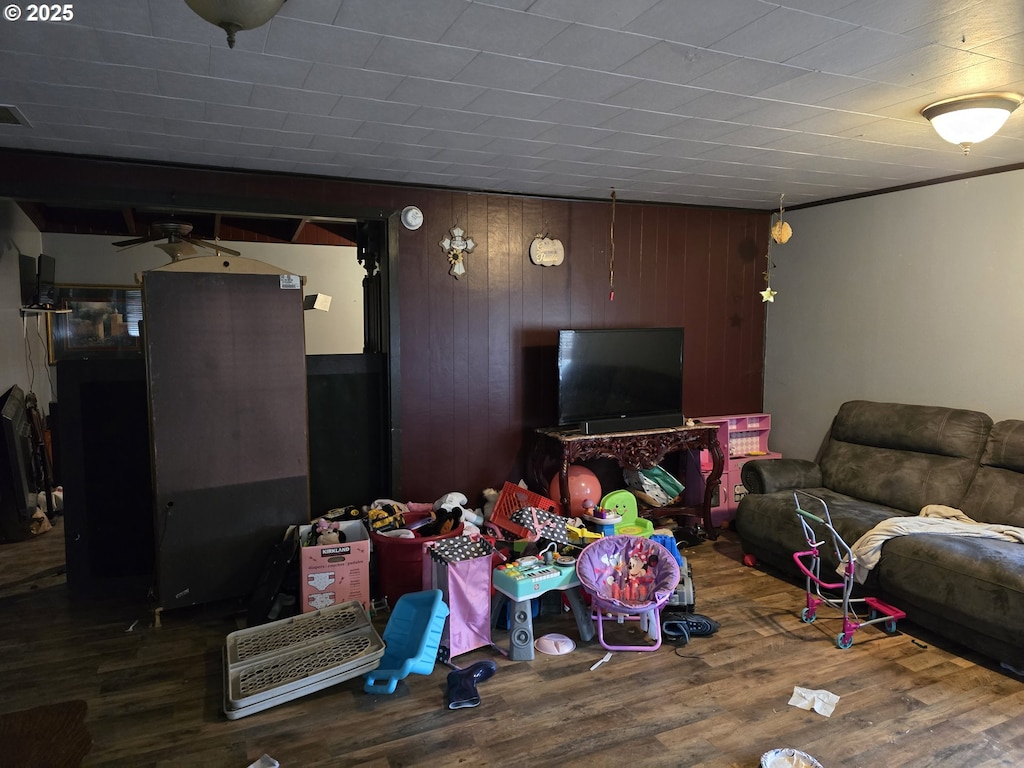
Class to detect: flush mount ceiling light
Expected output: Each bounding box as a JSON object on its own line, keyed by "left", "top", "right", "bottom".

{"left": 184, "top": 0, "right": 287, "bottom": 48}
{"left": 921, "top": 92, "right": 1023, "bottom": 154}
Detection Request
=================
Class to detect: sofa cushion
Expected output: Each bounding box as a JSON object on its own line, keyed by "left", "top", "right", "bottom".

{"left": 735, "top": 487, "right": 910, "bottom": 577}
{"left": 959, "top": 420, "right": 1024, "bottom": 527}
{"left": 820, "top": 401, "right": 991, "bottom": 513}
{"left": 876, "top": 534, "right": 1024, "bottom": 660}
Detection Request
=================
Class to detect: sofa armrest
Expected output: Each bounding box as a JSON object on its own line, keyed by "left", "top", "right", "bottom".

{"left": 741, "top": 458, "right": 822, "bottom": 494}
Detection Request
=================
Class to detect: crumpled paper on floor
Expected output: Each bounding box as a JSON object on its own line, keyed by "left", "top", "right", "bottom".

{"left": 788, "top": 686, "right": 839, "bottom": 717}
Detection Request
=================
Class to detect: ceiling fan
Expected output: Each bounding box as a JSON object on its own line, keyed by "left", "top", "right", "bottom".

{"left": 113, "top": 221, "right": 241, "bottom": 261}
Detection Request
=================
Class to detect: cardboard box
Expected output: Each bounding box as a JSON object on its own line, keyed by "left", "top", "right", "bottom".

{"left": 299, "top": 521, "right": 370, "bottom": 613}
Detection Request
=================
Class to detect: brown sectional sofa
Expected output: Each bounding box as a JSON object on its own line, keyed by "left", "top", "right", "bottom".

{"left": 735, "top": 400, "right": 1024, "bottom": 671}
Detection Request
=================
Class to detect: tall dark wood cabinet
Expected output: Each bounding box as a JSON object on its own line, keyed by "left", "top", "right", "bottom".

{"left": 143, "top": 257, "right": 310, "bottom": 612}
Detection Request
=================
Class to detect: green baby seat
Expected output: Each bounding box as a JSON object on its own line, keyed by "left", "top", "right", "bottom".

{"left": 599, "top": 489, "right": 654, "bottom": 538}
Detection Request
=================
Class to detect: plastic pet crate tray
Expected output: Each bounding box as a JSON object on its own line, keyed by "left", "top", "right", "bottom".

{"left": 224, "top": 600, "right": 384, "bottom": 719}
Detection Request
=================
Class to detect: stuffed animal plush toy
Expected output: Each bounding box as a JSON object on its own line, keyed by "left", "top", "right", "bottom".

{"left": 424, "top": 492, "right": 466, "bottom": 536}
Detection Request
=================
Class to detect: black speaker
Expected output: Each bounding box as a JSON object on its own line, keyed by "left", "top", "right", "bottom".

{"left": 508, "top": 602, "right": 535, "bottom": 661}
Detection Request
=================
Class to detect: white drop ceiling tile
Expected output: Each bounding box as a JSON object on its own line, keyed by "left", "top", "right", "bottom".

{"left": 239, "top": 126, "right": 314, "bottom": 149}
{"left": 756, "top": 71, "right": 863, "bottom": 105}
{"left": 250, "top": 84, "right": 340, "bottom": 116}
{"left": 114, "top": 92, "right": 207, "bottom": 120}
{"left": 914, "top": 59, "right": 1024, "bottom": 97}
{"left": 301, "top": 66, "right": 398, "bottom": 103}
{"left": 12, "top": 103, "right": 74, "bottom": 127}
{"left": 643, "top": 137, "right": 716, "bottom": 159}
{"left": 853, "top": 44, "right": 985, "bottom": 87}
{"left": 672, "top": 92, "right": 761, "bottom": 122}
{"left": 156, "top": 72, "right": 254, "bottom": 107}
{"left": 788, "top": 28, "right": 926, "bottom": 77}
{"left": 92, "top": 30, "right": 211, "bottom": 75}
{"left": 603, "top": 80, "right": 704, "bottom": 112}
{"left": 626, "top": 0, "right": 772, "bottom": 48}
{"left": 0, "top": 20, "right": 101, "bottom": 60}
{"left": 209, "top": 49, "right": 314, "bottom": 89}
{"left": 126, "top": 132, "right": 199, "bottom": 153}
{"left": 403, "top": 105, "right": 488, "bottom": 132}
{"left": 205, "top": 103, "right": 287, "bottom": 130}
{"left": 524, "top": 0, "right": 659, "bottom": 28}
{"left": 428, "top": 147, "right": 495, "bottom": 165}
{"left": 0, "top": 51, "right": 59, "bottom": 85}
{"left": 352, "top": 122, "right": 433, "bottom": 145}
{"left": 335, "top": 0, "right": 469, "bottom": 43}
{"left": 907, "top": 1, "right": 1019, "bottom": 48}
{"left": 972, "top": 31, "right": 1024, "bottom": 65}
{"left": 711, "top": 124, "right": 795, "bottom": 149}
{"left": 531, "top": 140, "right": 606, "bottom": 162}
{"left": 784, "top": 110, "right": 886, "bottom": 136}
{"left": 438, "top": 3, "right": 568, "bottom": 57}
{"left": 616, "top": 41, "right": 737, "bottom": 86}
{"left": 696, "top": 144, "right": 778, "bottom": 163}
{"left": 535, "top": 23, "right": 657, "bottom": 71}
{"left": 595, "top": 113, "right": 688, "bottom": 141}
{"left": 535, "top": 100, "right": 629, "bottom": 128}
{"left": 462, "top": 89, "right": 560, "bottom": 120}
{"left": 687, "top": 59, "right": 807, "bottom": 98}
{"left": 72, "top": 0, "right": 151, "bottom": 34}
{"left": 593, "top": 123, "right": 688, "bottom": 151}
{"left": 330, "top": 96, "right": 418, "bottom": 124}
{"left": 432, "top": 160, "right": 501, "bottom": 177}
{"left": 79, "top": 108, "right": 162, "bottom": 133}
{"left": 268, "top": 145, "right": 337, "bottom": 163}
{"left": 164, "top": 118, "right": 244, "bottom": 142}
{"left": 481, "top": 136, "right": 554, "bottom": 156}
{"left": 531, "top": 67, "right": 636, "bottom": 103}
{"left": 263, "top": 18, "right": 380, "bottom": 67}
{"left": 309, "top": 134, "right": 381, "bottom": 154}
{"left": 816, "top": 81, "right": 932, "bottom": 114}
{"left": 713, "top": 6, "right": 857, "bottom": 63}
{"left": 473, "top": 115, "right": 552, "bottom": 141}
{"left": 657, "top": 117, "right": 744, "bottom": 142}
{"left": 388, "top": 77, "right": 487, "bottom": 111}
{"left": 735, "top": 102, "right": 831, "bottom": 130}
{"left": 53, "top": 59, "right": 158, "bottom": 94}
{"left": 278, "top": 0, "right": 344, "bottom": 25}
{"left": 762, "top": 132, "right": 846, "bottom": 153}
{"left": 419, "top": 130, "right": 499, "bottom": 152}
{"left": 454, "top": 52, "right": 563, "bottom": 91}
{"left": 364, "top": 37, "right": 478, "bottom": 80}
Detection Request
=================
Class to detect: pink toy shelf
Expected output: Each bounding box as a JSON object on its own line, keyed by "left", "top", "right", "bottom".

{"left": 693, "top": 412, "right": 781, "bottom": 525}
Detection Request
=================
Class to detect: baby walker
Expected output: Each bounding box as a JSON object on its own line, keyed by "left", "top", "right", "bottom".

{"left": 792, "top": 490, "right": 905, "bottom": 649}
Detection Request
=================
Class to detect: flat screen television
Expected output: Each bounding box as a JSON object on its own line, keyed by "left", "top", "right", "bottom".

{"left": 557, "top": 327, "right": 684, "bottom": 434}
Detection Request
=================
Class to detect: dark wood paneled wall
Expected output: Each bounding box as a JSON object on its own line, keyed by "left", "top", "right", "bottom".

{"left": 398, "top": 191, "right": 768, "bottom": 502}
{"left": 1, "top": 150, "right": 769, "bottom": 506}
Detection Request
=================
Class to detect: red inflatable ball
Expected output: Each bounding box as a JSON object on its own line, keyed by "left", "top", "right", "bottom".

{"left": 548, "top": 465, "right": 602, "bottom": 517}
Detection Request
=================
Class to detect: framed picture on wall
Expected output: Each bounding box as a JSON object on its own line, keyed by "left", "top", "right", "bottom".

{"left": 47, "top": 284, "right": 144, "bottom": 364}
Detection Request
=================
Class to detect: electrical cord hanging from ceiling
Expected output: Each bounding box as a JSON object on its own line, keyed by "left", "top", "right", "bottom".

{"left": 609, "top": 189, "right": 616, "bottom": 301}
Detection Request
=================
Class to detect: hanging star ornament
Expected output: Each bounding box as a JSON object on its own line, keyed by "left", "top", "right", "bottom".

{"left": 760, "top": 287, "right": 777, "bottom": 303}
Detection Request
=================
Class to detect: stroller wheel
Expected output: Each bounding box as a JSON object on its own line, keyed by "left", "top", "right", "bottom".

{"left": 800, "top": 608, "right": 816, "bottom": 624}
{"left": 836, "top": 633, "right": 854, "bottom": 649}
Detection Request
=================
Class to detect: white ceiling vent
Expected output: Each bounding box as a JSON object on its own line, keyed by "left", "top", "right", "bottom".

{"left": 0, "top": 105, "right": 30, "bottom": 126}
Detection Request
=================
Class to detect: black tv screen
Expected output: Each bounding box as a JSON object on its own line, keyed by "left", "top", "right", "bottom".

{"left": 557, "top": 327, "right": 684, "bottom": 434}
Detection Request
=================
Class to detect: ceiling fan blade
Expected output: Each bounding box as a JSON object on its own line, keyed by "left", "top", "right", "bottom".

{"left": 183, "top": 236, "right": 241, "bottom": 256}
{"left": 113, "top": 236, "right": 157, "bottom": 247}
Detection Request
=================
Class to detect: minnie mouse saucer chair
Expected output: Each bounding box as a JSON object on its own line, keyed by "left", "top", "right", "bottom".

{"left": 576, "top": 535, "right": 680, "bottom": 652}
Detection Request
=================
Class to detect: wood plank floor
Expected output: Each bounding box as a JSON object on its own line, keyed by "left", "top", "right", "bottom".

{"left": 1, "top": 519, "right": 1022, "bottom": 767}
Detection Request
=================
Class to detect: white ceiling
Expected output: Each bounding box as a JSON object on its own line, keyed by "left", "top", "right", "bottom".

{"left": 2, "top": 0, "right": 1024, "bottom": 210}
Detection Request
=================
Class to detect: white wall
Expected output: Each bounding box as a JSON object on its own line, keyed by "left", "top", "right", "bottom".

{"left": 0, "top": 200, "right": 51, "bottom": 406}
{"left": 42, "top": 234, "right": 365, "bottom": 355}
{"left": 763, "top": 168, "right": 1024, "bottom": 461}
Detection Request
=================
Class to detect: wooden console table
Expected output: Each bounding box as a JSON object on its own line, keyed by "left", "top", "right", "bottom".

{"left": 530, "top": 424, "right": 724, "bottom": 540}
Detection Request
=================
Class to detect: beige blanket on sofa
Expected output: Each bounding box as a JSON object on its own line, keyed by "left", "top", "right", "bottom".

{"left": 842, "top": 505, "right": 1024, "bottom": 584}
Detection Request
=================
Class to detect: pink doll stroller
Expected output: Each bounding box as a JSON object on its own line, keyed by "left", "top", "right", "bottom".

{"left": 576, "top": 535, "right": 680, "bottom": 652}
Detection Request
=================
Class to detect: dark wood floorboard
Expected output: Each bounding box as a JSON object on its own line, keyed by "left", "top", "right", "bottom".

{"left": 1, "top": 518, "right": 1022, "bottom": 767}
